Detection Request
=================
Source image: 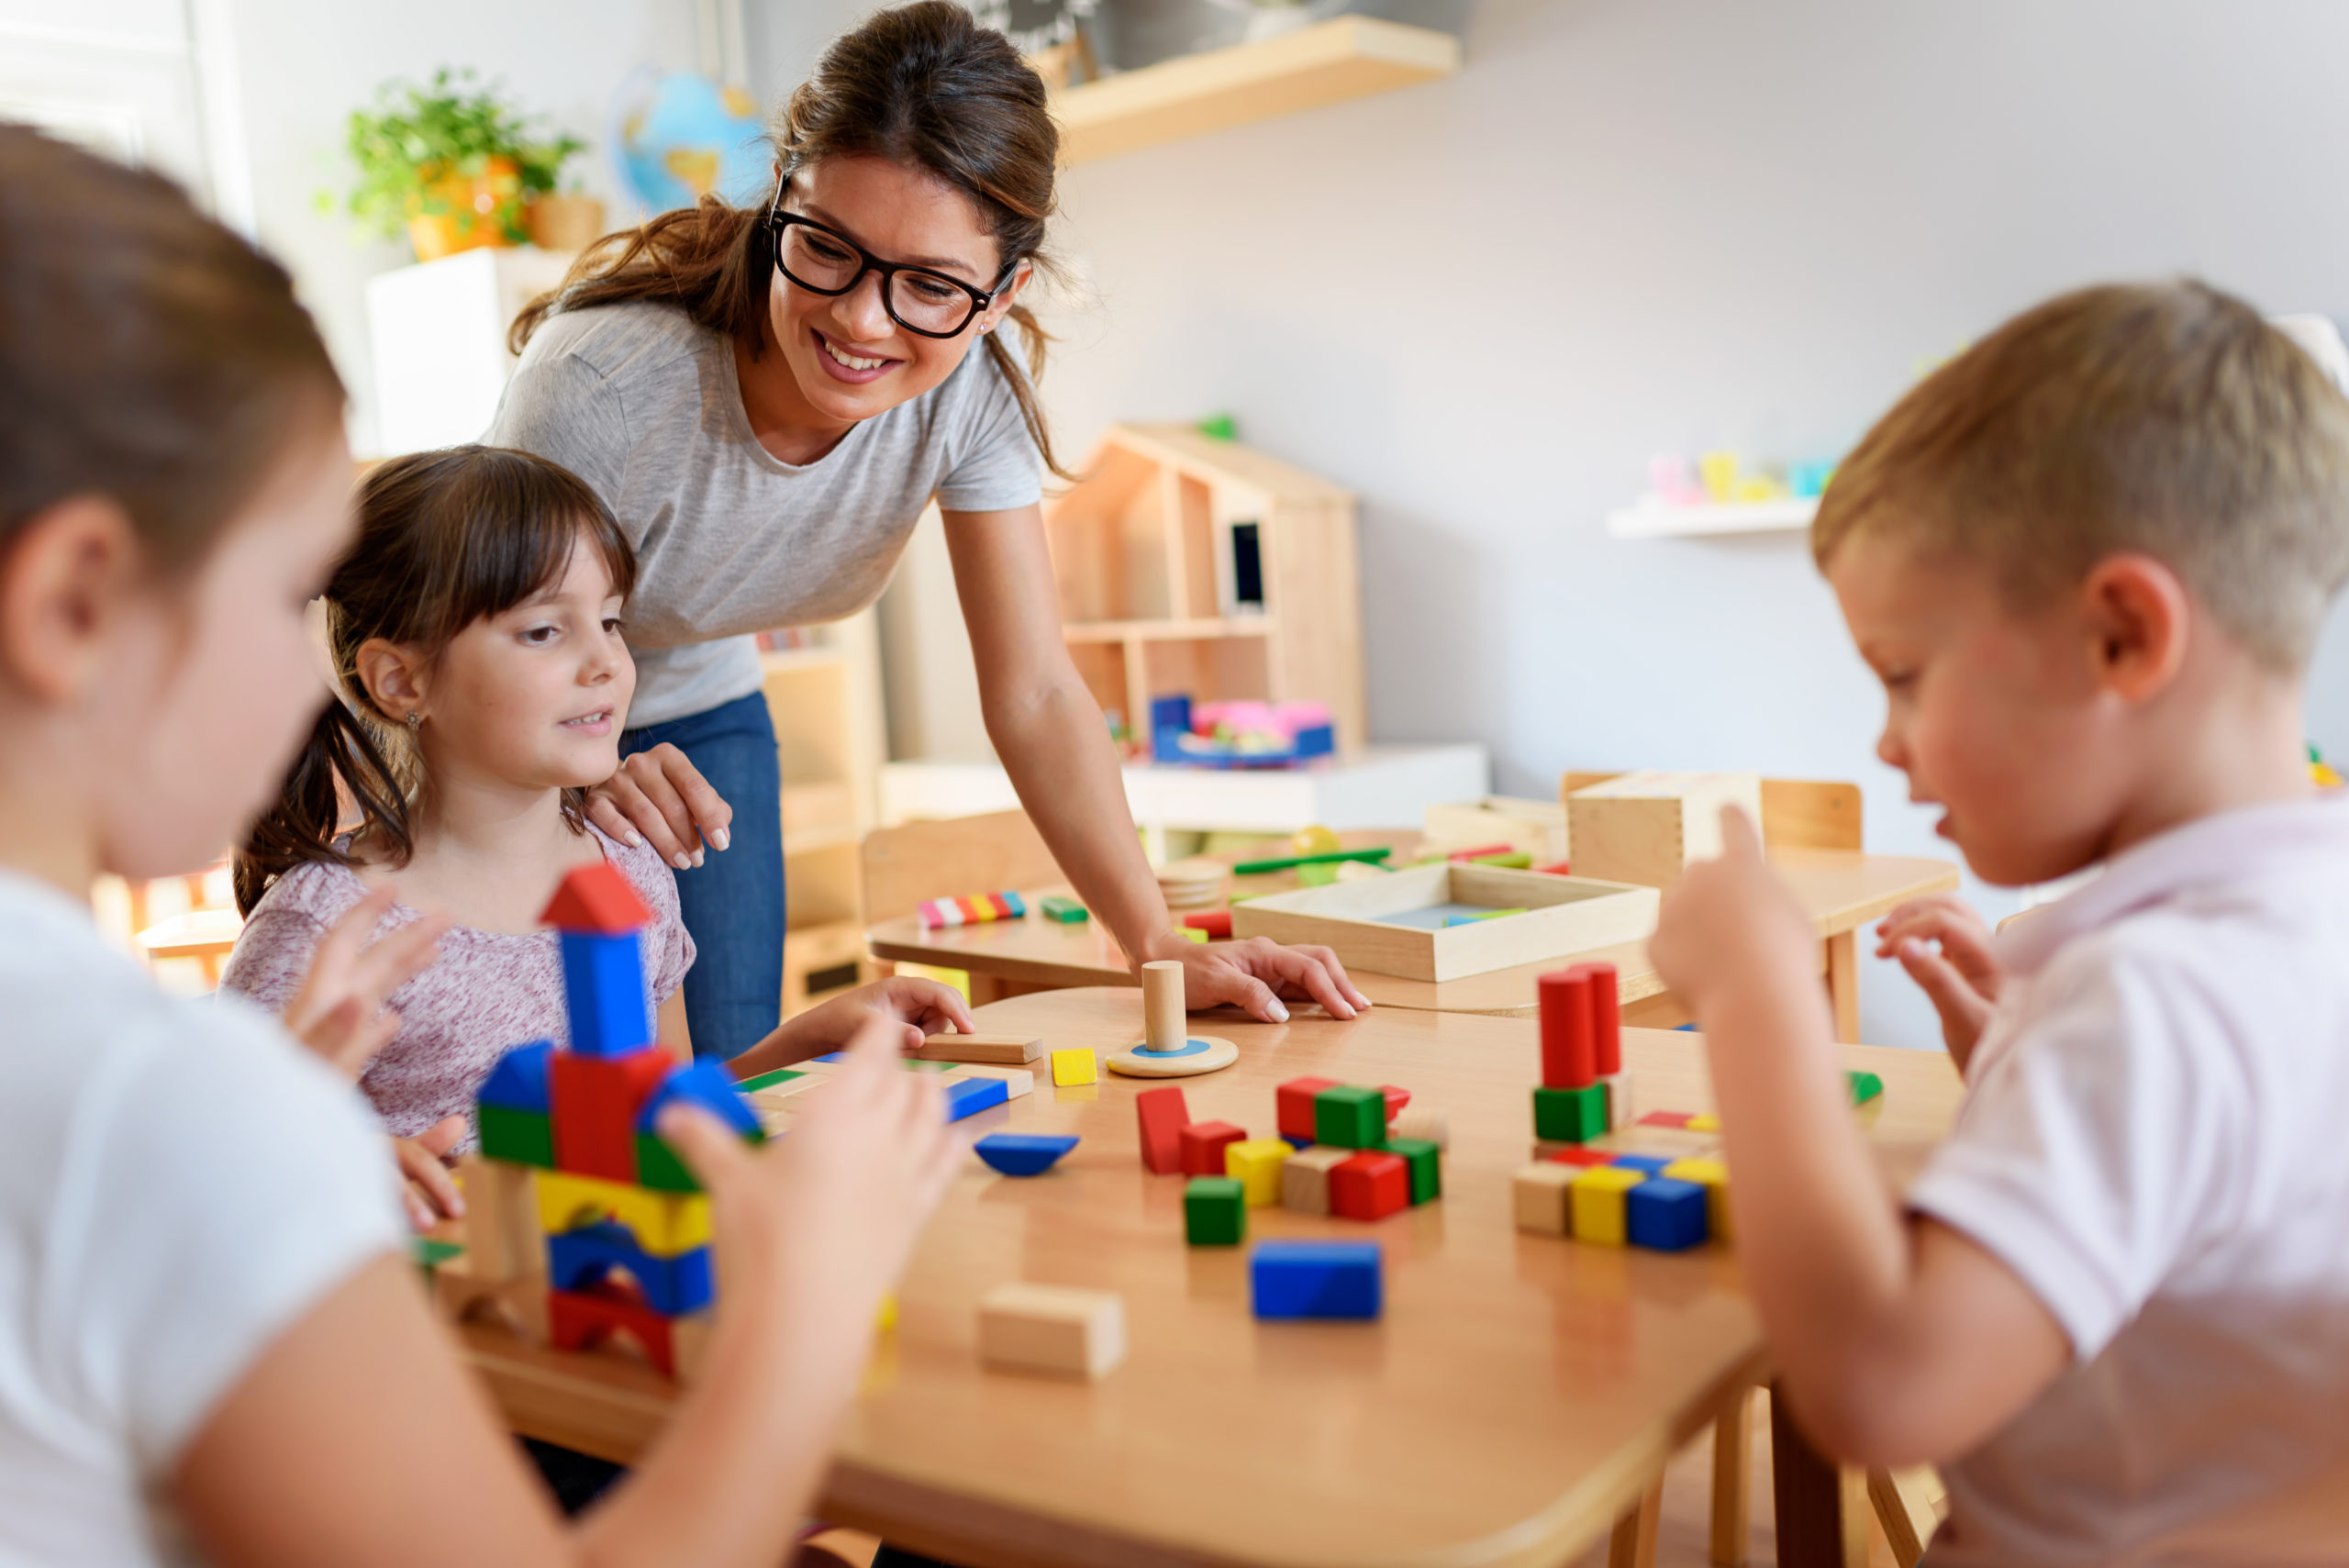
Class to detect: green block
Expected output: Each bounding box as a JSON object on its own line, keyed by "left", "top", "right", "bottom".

{"left": 1848, "top": 1070, "right": 1884, "bottom": 1106}
{"left": 1297, "top": 862, "right": 1339, "bottom": 886}
{"left": 477, "top": 1104, "right": 553, "bottom": 1168}
{"left": 1315, "top": 1084, "right": 1387, "bottom": 1149}
{"left": 1185, "top": 1177, "right": 1246, "bottom": 1245}
{"left": 902, "top": 1059, "right": 957, "bottom": 1073}
{"left": 736, "top": 1067, "right": 806, "bottom": 1093}
{"left": 633, "top": 1131, "right": 701, "bottom": 1193}
{"left": 1040, "top": 895, "right": 1089, "bottom": 924}
{"left": 1533, "top": 1084, "right": 1609, "bottom": 1144}
{"left": 1386, "top": 1136, "right": 1442, "bottom": 1204}
{"left": 409, "top": 1236, "right": 462, "bottom": 1275}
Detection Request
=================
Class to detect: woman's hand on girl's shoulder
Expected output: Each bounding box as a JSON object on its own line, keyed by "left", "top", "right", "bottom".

{"left": 1146, "top": 933, "right": 1373, "bottom": 1025}
{"left": 282, "top": 886, "right": 448, "bottom": 1079}
{"left": 589, "top": 742, "right": 734, "bottom": 873}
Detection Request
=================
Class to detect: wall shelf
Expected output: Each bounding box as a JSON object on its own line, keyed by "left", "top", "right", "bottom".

{"left": 1063, "top": 616, "right": 1275, "bottom": 643}
{"left": 1607, "top": 498, "right": 1819, "bottom": 539}
{"left": 1052, "top": 17, "right": 1462, "bottom": 166}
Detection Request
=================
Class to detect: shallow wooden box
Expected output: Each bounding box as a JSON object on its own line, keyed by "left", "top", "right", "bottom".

{"left": 1228, "top": 862, "right": 1659, "bottom": 982}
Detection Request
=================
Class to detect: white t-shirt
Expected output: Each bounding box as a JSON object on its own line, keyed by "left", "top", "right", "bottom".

{"left": 1911, "top": 795, "right": 2349, "bottom": 1565}
{"left": 0, "top": 872, "right": 401, "bottom": 1565}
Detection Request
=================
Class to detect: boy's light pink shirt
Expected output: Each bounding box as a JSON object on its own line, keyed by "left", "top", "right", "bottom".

{"left": 1911, "top": 794, "right": 2349, "bottom": 1564}
{"left": 218, "top": 823, "right": 694, "bottom": 1139}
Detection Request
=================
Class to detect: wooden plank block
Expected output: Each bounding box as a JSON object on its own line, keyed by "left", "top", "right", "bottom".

{"left": 918, "top": 1032, "right": 1044, "bottom": 1065}
{"left": 977, "top": 1283, "right": 1126, "bottom": 1379}
{"left": 1564, "top": 771, "right": 1765, "bottom": 891}
{"left": 457, "top": 1156, "right": 540, "bottom": 1284}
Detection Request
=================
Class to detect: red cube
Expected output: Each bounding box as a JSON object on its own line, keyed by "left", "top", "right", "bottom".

{"left": 1275, "top": 1076, "right": 1339, "bottom": 1142}
{"left": 1547, "top": 1147, "right": 1614, "bottom": 1167}
{"left": 1136, "top": 1085, "right": 1191, "bottom": 1174}
{"left": 1637, "top": 1110, "right": 1693, "bottom": 1129}
{"left": 1179, "top": 1120, "right": 1247, "bottom": 1176}
{"left": 1381, "top": 1084, "right": 1411, "bottom": 1120}
{"left": 1182, "top": 910, "right": 1233, "bottom": 939}
{"left": 1329, "top": 1151, "right": 1409, "bottom": 1220}
{"left": 551, "top": 1046, "right": 674, "bottom": 1182}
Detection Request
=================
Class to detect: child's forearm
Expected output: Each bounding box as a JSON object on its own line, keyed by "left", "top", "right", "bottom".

{"left": 726, "top": 1017, "right": 829, "bottom": 1080}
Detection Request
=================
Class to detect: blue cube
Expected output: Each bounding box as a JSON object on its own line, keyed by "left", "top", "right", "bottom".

{"left": 1250, "top": 1240, "right": 1383, "bottom": 1319}
{"left": 1609, "top": 1153, "right": 1674, "bottom": 1176}
{"left": 636, "top": 1059, "right": 763, "bottom": 1140}
{"left": 559, "top": 929, "right": 651, "bottom": 1058}
{"left": 477, "top": 1040, "right": 552, "bottom": 1112}
{"left": 974, "top": 1132, "right": 1079, "bottom": 1175}
{"left": 943, "top": 1076, "right": 1009, "bottom": 1122}
{"left": 545, "top": 1220, "right": 715, "bottom": 1316}
{"left": 1626, "top": 1176, "right": 1709, "bottom": 1251}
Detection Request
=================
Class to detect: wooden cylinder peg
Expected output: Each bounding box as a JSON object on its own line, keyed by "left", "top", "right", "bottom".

{"left": 1142, "top": 959, "right": 1186, "bottom": 1051}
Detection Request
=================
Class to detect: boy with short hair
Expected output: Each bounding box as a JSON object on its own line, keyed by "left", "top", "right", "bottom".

{"left": 1650, "top": 279, "right": 2349, "bottom": 1563}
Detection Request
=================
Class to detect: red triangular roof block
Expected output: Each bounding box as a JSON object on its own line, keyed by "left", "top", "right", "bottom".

{"left": 540, "top": 862, "right": 651, "bottom": 933}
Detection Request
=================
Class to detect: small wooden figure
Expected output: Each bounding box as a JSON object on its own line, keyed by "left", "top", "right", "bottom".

{"left": 978, "top": 1283, "right": 1127, "bottom": 1379}
{"left": 1106, "top": 959, "right": 1238, "bottom": 1078}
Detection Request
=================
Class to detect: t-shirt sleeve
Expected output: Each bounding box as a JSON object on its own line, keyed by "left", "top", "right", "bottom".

{"left": 217, "top": 903, "right": 328, "bottom": 1018}
{"left": 933, "top": 339, "right": 1043, "bottom": 513}
{"left": 1906, "top": 940, "right": 2249, "bottom": 1361}
{"left": 61, "top": 1006, "right": 402, "bottom": 1471}
{"left": 486, "top": 348, "right": 631, "bottom": 503}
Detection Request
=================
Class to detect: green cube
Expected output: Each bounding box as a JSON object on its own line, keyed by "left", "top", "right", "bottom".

{"left": 477, "top": 1104, "right": 553, "bottom": 1168}
{"left": 1185, "top": 1176, "right": 1246, "bottom": 1245}
{"left": 634, "top": 1131, "right": 701, "bottom": 1193}
{"left": 1848, "top": 1070, "right": 1884, "bottom": 1106}
{"left": 1386, "top": 1136, "right": 1442, "bottom": 1204}
{"left": 1533, "top": 1084, "right": 1608, "bottom": 1144}
{"left": 736, "top": 1067, "right": 806, "bottom": 1093}
{"left": 1315, "top": 1084, "right": 1388, "bottom": 1148}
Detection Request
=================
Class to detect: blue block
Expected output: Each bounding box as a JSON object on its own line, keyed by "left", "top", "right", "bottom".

{"left": 814, "top": 1051, "right": 848, "bottom": 1063}
{"left": 477, "top": 1040, "right": 552, "bottom": 1112}
{"left": 636, "top": 1060, "right": 763, "bottom": 1140}
{"left": 1282, "top": 1135, "right": 1315, "bottom": 1151}
{"left": 559, "top": 929, "right": 651, "bottom": 1058}
{"left": 974, "top": 1132, "right": 1079, "bottom": 1175}
{"left": 943, "top": 1076, "right": 1009, "bottom": 1122}
{"left": 1626, "top": 1176, "right": 1709, "bottom": 1251}
{"left": 545, "top": 1221, "right": 714, "bottom": 1315}
{"left": 1250, "top": 1240, "right": 1383, "bottom": 1319}
{"left": 1610, "top": 1153, "right": 1673, "bottom": 1176}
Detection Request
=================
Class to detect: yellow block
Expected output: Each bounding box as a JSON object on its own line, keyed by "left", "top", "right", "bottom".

{"left": 536, "top": 1169, "right": 710, "bottom": 1257}
{"left": 1224, "top": 1138, "right": 1292, "bottom": 1207}
{"left": 1050, "top": 1047, "right": 1097, "bottom": 1087}
{"left": 1569, "top": 1165, "right": 1646, "bottom": 1247}
{"left": 1663, "top": 1157, "right": 1731, "bottom": 1240}
{"left": 1687, "top": 1112, "right": 1720, "bottom": 1132}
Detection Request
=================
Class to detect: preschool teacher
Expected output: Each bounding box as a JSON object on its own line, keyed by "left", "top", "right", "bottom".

{"left": 489, "top": 1, "right": 1368, "bottom": 1059}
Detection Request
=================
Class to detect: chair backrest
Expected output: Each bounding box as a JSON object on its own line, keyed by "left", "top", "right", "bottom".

{"left": 859, "top": 808, "right": 1065, "bottom": 925}
{"left": 1560, "top": 773, "right": 1864, "bottom": 851}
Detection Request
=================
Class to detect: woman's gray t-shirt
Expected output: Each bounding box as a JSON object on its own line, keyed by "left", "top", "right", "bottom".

{"left": 486, "top": 299, "right": 1042, "bottom": 727}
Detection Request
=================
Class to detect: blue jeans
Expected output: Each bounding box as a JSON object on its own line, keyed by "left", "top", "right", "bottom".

{"left": 621, "top": 690, "right": 783, "bottom": 1062}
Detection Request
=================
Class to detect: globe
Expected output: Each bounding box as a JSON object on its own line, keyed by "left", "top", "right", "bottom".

{"left": 609, "top": 68, "right": 771, "bottom": 216}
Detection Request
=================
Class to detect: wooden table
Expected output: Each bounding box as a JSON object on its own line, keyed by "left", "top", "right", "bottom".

{"left": 865, "top": 833, "right": 1959, "bottom": 1040}
{"left": 463, "top": 988, "right": 1963, "bottom": 1568}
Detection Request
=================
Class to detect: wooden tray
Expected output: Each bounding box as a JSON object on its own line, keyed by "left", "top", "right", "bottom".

{"left": 1229, "top": 862, "right": 1658, "bottom": 982}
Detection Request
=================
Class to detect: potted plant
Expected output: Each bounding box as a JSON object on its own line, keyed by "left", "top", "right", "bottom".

{"left": 336, "top": 68, "right": 588, "bottom": 262}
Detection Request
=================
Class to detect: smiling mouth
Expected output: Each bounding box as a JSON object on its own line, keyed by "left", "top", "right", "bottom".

{"left": 814, "top": 329, "right": 895, "bottom": 372}
{"left": 562, "top": 710, "right": 613, "bottom": 729}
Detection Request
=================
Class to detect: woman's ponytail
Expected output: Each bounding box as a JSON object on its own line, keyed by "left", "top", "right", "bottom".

{"left": 233, "top": 699, "right": 413, "bottom": 916}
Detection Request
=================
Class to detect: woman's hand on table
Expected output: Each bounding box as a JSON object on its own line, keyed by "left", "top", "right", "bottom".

{"left": 587, "top": 742, "right": 734, "bottom": 872}
{"left": 1143, "top": 932, "right": 1371, "bottom": 1023}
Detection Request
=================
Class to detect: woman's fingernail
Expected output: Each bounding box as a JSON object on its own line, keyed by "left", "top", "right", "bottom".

{"left": 624, "top": 828, "right": 644, "bottom": 848}
{"left": 711, "top": 828, "right": 730, "bottom": 851}
{"left": 691, "top": 849, "right": 706, "bottom": 869}
{"left": 674, "top": 853, "right": 694, "bottom": 871}
{"left": 1268, "top": 999, "right": 1290, "bottom": 1023}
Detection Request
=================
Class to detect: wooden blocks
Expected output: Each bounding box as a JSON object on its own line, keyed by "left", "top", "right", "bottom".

{"left": 1142, "top": 957, "right": 1186, "bottom": 1051}
{"left": 1599, "top": 1072, "right": 1635, "bottom": 1131}
{"left": 1534, "top": 1084, "right": 1608, "bottom": 1144}
{"left": 430, "top": 1253, "right": 551, "bottom": 1343}
{"left": 918, "top": 1031, "right": 1043, "bottom": 1065}
{"left": 478, "top": 1104, "right": 555, "bottom": 1168}
{"left": 1280, "top": 1145, "right": 1352, "bottom": 1216}
{"left": 1314, "top": 1084, "right": 1387, "bottom": 1148}
{"left": 1848, "top": 1070, "right": 1884, "bottom": 1106}
{"left": 1535, "top": 961, "right": 1623, "bottom": 1143}
{"left": 1051, "top": 1047, "right": 1098, "bottom": 1086}
{"left": 1185, "top": 1176, "right": 1246, "bottom": 1245}
{"left": 457, "top": 1156, "right": 540, "bottom": 1284}
{"left": 978, "top": 1283, "right": 1127, "bottom": 1379}
{"left": 918, "top": 890, "right": 1029, "bottom": 929}
{"left": 1179, "top": 1119, "right": 1247, "bottom": 1176}
{"left": 1038, "top": 895, "right": 1088, "bottom": 923}
{"left": 1109, "top": 959, "right": 1239, "bottom": 1078}
{"left": 1223, "top": 1138, "right": 1292, "bottom": 1206}
{"left": 1564, "top": 770, "right": 1764, "bottom": 891}
{"left": 1251, "top": 1240, "right": 1381, "bottom": 1319}
{"left": 549, "top": 1277, "right": 686, "bottom": 1378}
{"left": 1135, "top": 1084, "right": 1190, "bottom": 1173}
{"left": 1664, "top": 1156, "right": 1731, "bottom": 1240}
{"left": 974, "top": 1132, "right": 1079, "bottom": 1177}
{"left": 536, "top": 1168, "right": 712, "bottom": 1256}
{"left": 1539, "top": 968, "right": 1597, "bottom": 1086}
{"left": 1386, "top": 1136, "right": 1442, "bottom": 1203}
{"left": 945, "top": 1062, "right": 1035, "bottom": 1099}
{"left": 1389, "top": 1106, "right": 1448, "bottom": 1150}
{"left": 1626, "top": 1176, "right": 1709, "bottom": 1252}
{"left": 1512, "top": 1162, "right": 1577, "bottom": 1236}
{"left": 942, "top": 1076, "right": 1011, "bottom": 1121}
{"left": 1330, "top": 1151, "right": 1409, "bottom": 1220}
{"left": 1275, "top": 1075, "right": 1339, "bottom": 1141}
{"left": 551, "top": 1045, "right": 674, "bottom": 1182}
{"left": 1182, "top": 909, "right": 1233, "bottom": 939}
{"left": 547, "top": 1220, "right": 715, "bottom": 1315}
{"left": 1568, "top": 1165, "right": 1646, "bottom": 1246}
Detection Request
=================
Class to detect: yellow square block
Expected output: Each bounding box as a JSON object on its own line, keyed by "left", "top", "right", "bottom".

{"left": 1663, "top": 1156, "right": 1731, "bottom": 1240}
{"left": 1050, "top": 1048, "right": 1097, "bottom": 1087}
{"left": 536, "top": 1169, "right": 710, "bottom": 1256}
{"left": 1223, "top": 1138, "right": 1292, "bottom": 1207}
{"left": 1569, "top": 1165, "right": 1646, "bottom": 1246}
{"left": 1687, "top": 1113, "right": 1720, "bottom": 1132}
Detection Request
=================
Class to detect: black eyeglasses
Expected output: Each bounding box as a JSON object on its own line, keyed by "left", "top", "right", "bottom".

{"left": 768, "top": 210, "right": 1010, "bottom": 339}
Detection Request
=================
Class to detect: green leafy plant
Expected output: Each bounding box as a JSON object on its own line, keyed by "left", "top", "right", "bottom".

{"left": 332, "top": 68, "right": 584, "bottom": 244}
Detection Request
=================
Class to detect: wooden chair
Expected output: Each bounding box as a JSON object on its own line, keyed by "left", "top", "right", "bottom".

{"left": 859, "top": 810, "right": 1067, "bottom": 1004}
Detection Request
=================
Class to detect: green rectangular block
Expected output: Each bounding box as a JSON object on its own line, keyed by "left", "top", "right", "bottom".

{"left": 1315, "top": 1085, "right": 1387, "bottom": 1149}
{"left": 409, "top": 1236, "right": 462, "bottom": 1275}
{"left": 1533, "top": 1084, "right": 1609, "bottom": 1144}
{"left": 633, "top": 1131, "right": 701, "bottom": 1193}
{"left": 477, "top": 1104, "right": 554, "bottom": 1168}
{"left": 736, "top": 1067, "right": 806, "bottom": 1093}
{"left": 1040, "top": 895, "right": 1089, "bottom": 923}
{"left": 1848, "top": 1070, "right": 1884, "bottom": 1106}
{"left": 1386, "top": 1136, "right": 1442, "bottom": 1204}
{"left": 1185, "top": 1176, "right": 1246, "bottom": 1245}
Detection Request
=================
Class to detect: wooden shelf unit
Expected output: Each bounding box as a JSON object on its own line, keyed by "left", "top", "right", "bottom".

{"left": 1044, "top": 423, "right": 1365, "bottom": 752}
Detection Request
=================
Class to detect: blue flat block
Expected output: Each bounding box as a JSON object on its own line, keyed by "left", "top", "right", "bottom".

{"left": 560, "top": 929, "right": 652, "bottom": 1058}
{"left": 1282, "top": 1135, "right": 1315, "bottom": 1151}
{"left": 1610, "top": 1153, "right": 1673, "bottom": 1176}
{"left": 1250, "top": 1240, "right": 1383, "bottom": 1319}
{"left": 943, "top": 1076, "right": 1010, "bottom": 1122}
{"left": 478, "top": 1039, "right": 553, "bottom": 1112}
{"left": 545, "top": 1221, "right": 715, "bottom": 1315}
{"left": 974, "top": 1132, "right": 1079, "bottom": 1175}
{"left": 815, "top": 1051, "right": 848, "bottom": 1063}
{"left": 1626, "top": 1176, "right": 1709, "bottom": 1251}
{"left": 636, "top": 1059, "right": 763, "bottom": 1140}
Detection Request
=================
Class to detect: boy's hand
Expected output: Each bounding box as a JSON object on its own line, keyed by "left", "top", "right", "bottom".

{"left": 393, "top": 1136, "right": 462, "bottom": 1232}
{"left": 1650, "top": 806, "right": 1817, "bottom": 1020}
{"left": 817, "top": 976, "right": 977, "bottom": 1054}
{"left": 1876, "top": 894, "right": 2003, "bottom": 1062}
{"left": 282, "top": 887, "right": 448, "bottom": 1079}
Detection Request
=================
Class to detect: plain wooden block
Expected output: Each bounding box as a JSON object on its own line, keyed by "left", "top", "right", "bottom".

{"left": 1512, "top": 1162, "right": 1577, "bottom": 1235}
{"left": 978, "top": 1283, "right": 1127, "bottom": 1379}
{"left": 1565, "top": 771, "right": 1765, "bottom": 890}
{"left": 457, "top": 1156, "right": 540, "bottom": 1284}
{"left": 918, "top": 1032, "right": 1044, "bottom": 1065}
{"left": 1599, "top": 1071, "right": 1635, "bottom": 1131}
{"left": 1281, "top": 1145, "right": 1352, "bottom": 1215}
{"left": 1051, "top": 1047, "right": 1097, "bottom": 1087}
{"left": 1389, "top": 1105, "right": 1448, "bottom": 1150}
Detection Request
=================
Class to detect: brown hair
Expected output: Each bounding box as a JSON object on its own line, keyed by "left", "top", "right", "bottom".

{"left": 1812, "top": 279, "right": 2349, "bottom": 670}
{"left": 234, "top": 446, "right": 638, "bottom": 914}
{"left": 0, "top": 126, "right": 342, "bottom": 566}
{"left": 510, "top": 0, "right": 1071, "bottom": 478}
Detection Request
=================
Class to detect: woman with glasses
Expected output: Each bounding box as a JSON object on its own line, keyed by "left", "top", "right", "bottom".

{"left": 494, "top": 1, "right": 1369, "bottom": 1065}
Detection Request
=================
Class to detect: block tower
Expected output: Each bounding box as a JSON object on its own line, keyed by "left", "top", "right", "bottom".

{"left": 451, "top": 862, "right": 763, "bottom": 1380}
{"left": 1531, "top": 962, "right": 1631, "bottom": 1149}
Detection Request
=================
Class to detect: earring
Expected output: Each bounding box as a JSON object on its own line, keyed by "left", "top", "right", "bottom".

{"left": 405, "top": 711, "right": 422, "bottom": 730}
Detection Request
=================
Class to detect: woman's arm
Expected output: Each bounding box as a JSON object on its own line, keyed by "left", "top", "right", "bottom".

{"left": 941, "top": 505, "right": 1369, "bottom": 1023}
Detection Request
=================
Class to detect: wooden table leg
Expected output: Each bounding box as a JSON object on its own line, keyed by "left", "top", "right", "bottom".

{"left": 1769, "top": 1382, "right": 1869, "bottom": 1568}
{"left": 1607, "top": 1477, "right": 1664, "bottom": 1568}
{"left": 1710, "top": 1386, "right": 1753, "bottom": 1565}
{"left": 1824, "top": 931, "right": 1861, "bottom": 1043}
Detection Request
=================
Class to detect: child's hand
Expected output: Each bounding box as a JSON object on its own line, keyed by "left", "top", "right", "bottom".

{"left": 1650, "top": 806, "right": 1818, "bottom": 1022}
{"left": 588, "top": 741, "right": 734, "bottom": 873}
{"left": 1876, "top": 894, "right": 2003, "bottom": 1062}
{"left": 393, "top": 1135, "right": 462, "bottom": 1232}
{"left": 813, "top": 976, "right": 977, "bottom": 1055}
{"left": 281, "top": 887, "right": 448, "bottom": 1078}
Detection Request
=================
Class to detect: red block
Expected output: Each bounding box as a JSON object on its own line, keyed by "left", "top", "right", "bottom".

{"left": 549, "top": 1278, "right": 677, "bottom": 1378}
{"left": 1330, "top": 1151, "right": 1410, "bottom": 1220}
{"left": 1547, "top": 1147, "right": 1614, "bottom": 1167}
{"left": 1539, "top": 969, "right": 1596, "bottom": 1088}
{"left": 1275, "top": 1076, "right": 1339, "bottom": 1142}
{"left": 1179, "top": 1120, "right": 1247, "bottom": 1176}
{"left": 1182, "top": 909, "right": 1232, "bottom": 939}
{"left": 1533, "top": 860, "right": 1574, "bottom": 876}
{"left": 1637, "top": 1110, "right": 1693, "bottom": 1129}
{"left": 540, "top": 862, "right": 652, "bottom": 933}
{"left": 985, "top": 892, "right": 1018, "bottom": 918}
{"left": 1382, "top": 1085, "right": 1411, "bottom": 1120}
{"left": 1582, "top": 961, "right": 1621, "bottom": 1075}
{"left": 552, "top": 1046, "right": 674, "bottom": 1181}
{"left": 1445, "top": 841, "right": 1513, "bottom": 862}
{"left": 1135, "top": 1085, "right": 1191, "bottom": 1174}
{"left": 956, "top": 895, "right": 986, "bottom": 923}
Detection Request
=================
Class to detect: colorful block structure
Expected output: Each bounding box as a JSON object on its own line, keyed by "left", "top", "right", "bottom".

{"left": 1532, "top": 962, "right": 1631, "bottom": 1144}
{"left": 918, "top": 890, "right": 1029, "bottom": 929}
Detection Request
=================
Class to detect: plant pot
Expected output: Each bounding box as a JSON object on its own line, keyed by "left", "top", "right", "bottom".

{"left": 525, "top": 193, "right": 607, "bottom": 254}
{"left": 405, "top": 155, "right": 524, "bottom": 262}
